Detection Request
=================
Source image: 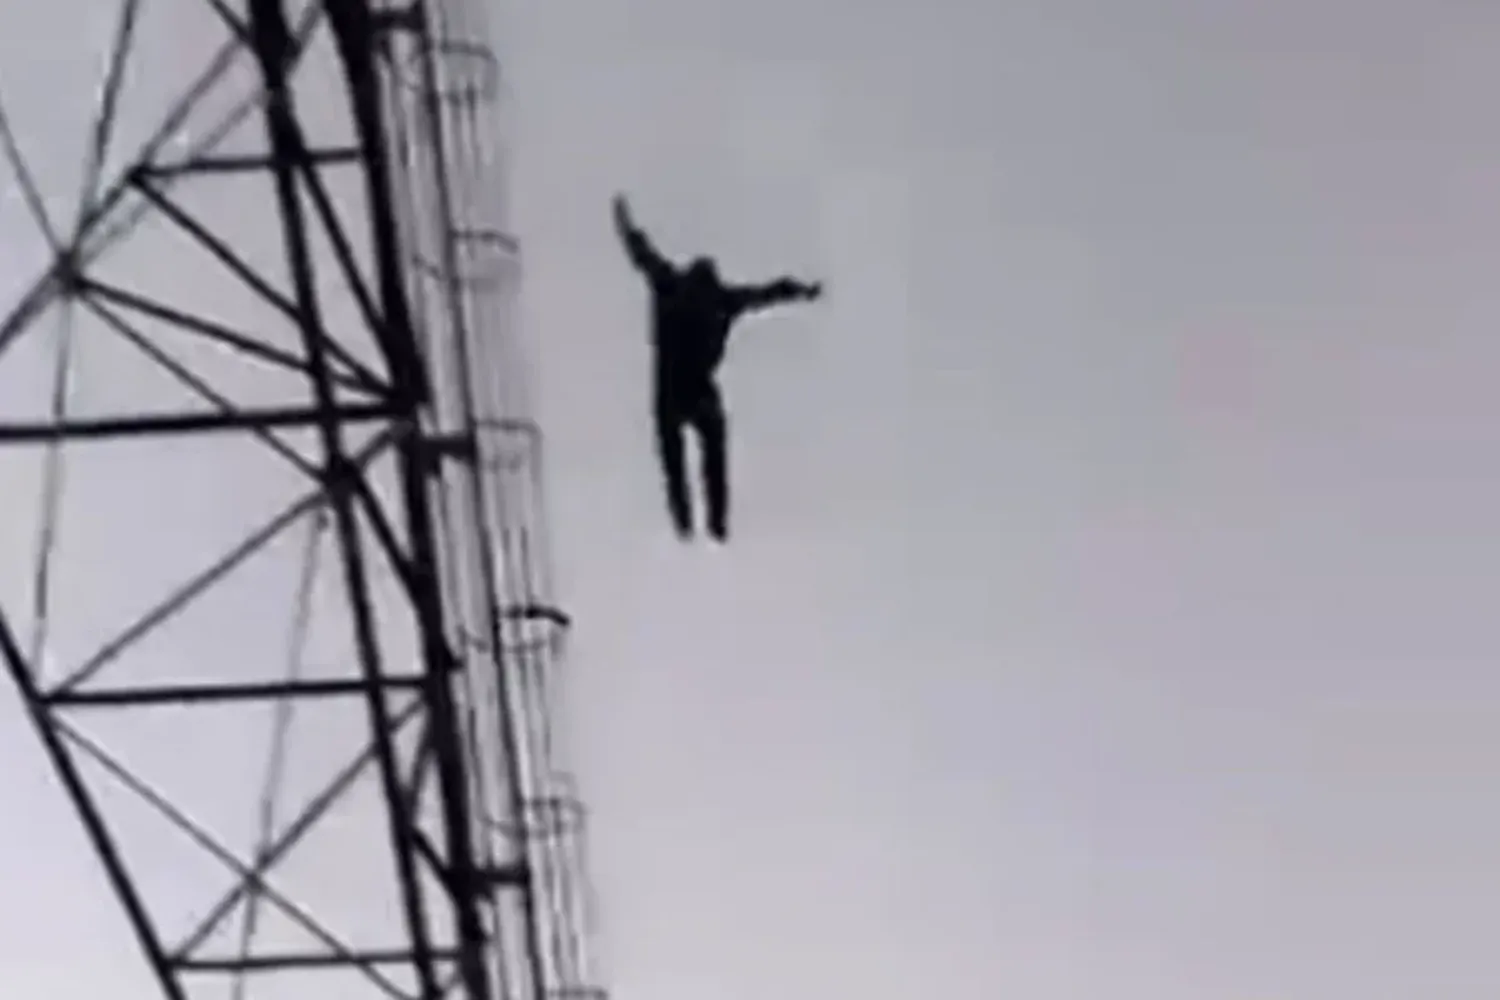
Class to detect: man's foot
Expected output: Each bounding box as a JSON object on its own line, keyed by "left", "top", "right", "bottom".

{"left": 668, "top": 498, "right": 693, "bottom": 540}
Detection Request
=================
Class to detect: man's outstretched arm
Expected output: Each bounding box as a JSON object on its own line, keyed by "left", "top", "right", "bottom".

{"left": 727, "top": 276, "right": 823, "bottom": 314}
{"left": 613, "top": 194, "right": 672, "bottom": 282}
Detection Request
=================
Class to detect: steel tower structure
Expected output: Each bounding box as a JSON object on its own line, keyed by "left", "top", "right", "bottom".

{"left": 0, "top": 2, "right": 602, "bottom": 999}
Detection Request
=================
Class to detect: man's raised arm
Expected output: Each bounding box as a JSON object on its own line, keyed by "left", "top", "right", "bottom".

{"left": 727, "top": 276, "right": 823, "bottom": 314}
{"left": 613, "top": 194, "right": 672, "bottom": 282}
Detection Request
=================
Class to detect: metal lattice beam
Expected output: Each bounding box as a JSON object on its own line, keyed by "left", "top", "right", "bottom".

{"left": 0, "top": 2, "right": 583, "bottom": 999}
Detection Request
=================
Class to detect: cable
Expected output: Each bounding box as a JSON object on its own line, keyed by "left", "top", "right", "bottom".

{"left": 27, "top": 301, "right": 75, "bottom": 676}
{"left": 232, "top": 508, "right": 326, "bottom": 1000}
{"left": 75, "top": 0, "right": 143, "bottom": 238}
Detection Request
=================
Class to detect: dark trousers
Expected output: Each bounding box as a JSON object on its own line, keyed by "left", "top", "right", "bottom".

{"left": 654, "top": 380, "right": 728, "bottom": 540}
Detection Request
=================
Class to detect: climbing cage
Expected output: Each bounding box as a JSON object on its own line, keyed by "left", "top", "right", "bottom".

{"left": 0, "top": 2, "right": 604, "bottom": 1000}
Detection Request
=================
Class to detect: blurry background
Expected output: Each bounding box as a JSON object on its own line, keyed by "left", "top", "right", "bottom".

{"left": 1, "top": 1, "right": 1499, "bottom": 998}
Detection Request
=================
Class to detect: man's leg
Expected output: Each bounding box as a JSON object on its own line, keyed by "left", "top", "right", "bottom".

{"left": 654, "top": 402, "right": 693, "bottom": 538}
{"left": 693, "top": 385, "right": 730, "bottom": 542}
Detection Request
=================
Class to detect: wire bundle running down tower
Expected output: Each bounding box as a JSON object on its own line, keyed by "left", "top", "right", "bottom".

{"left": 0, "top": 2, "right": 604, "bottom": 999}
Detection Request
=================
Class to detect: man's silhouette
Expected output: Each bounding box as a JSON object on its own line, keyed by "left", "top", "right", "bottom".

{"left": 613, "top": 193, "right": 822, "bottom": 542}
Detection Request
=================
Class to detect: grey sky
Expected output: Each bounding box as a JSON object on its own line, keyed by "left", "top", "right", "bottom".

{"left": 2, "top": 1, "right": 1500, "bottom": 998}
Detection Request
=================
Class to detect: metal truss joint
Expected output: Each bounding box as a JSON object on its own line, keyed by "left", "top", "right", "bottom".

{"left": 473, "top": 860, "right": 531, "bottom": 890}
{"left": 370, "top": 4, "right": 424, "bottom": 36}
{"left": 54, "top": 248, "right": 83, "bottom": 298}
{"left": 321, "top": 451, "right": 366, "bottom": 495}
{"left": 414, "top": 431, "right": 478, "bottom": 475}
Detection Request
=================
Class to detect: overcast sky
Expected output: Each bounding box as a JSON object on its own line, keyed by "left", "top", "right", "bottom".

{"left": 2, "top": 1, "right": 1500, "bottom": 998}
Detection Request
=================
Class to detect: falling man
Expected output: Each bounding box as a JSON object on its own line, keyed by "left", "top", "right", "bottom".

{"left": 612, "top": 193, "right": 823, "bottom": 542}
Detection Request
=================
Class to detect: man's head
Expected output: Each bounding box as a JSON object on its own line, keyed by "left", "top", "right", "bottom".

{"left": 685, "top": 255, "right": 719, "bottom": 288}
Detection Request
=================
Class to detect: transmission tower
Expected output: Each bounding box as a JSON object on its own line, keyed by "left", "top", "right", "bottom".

{"left": 0, "top": 2, "right": 603, "bottom": 999}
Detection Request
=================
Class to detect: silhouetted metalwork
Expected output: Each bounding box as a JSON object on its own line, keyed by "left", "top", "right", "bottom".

{"left": 612, "top": 193, "right": 823, "bottom": 542}
{"left": 0, "top": 2, "right": 603, "bottom": 999}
